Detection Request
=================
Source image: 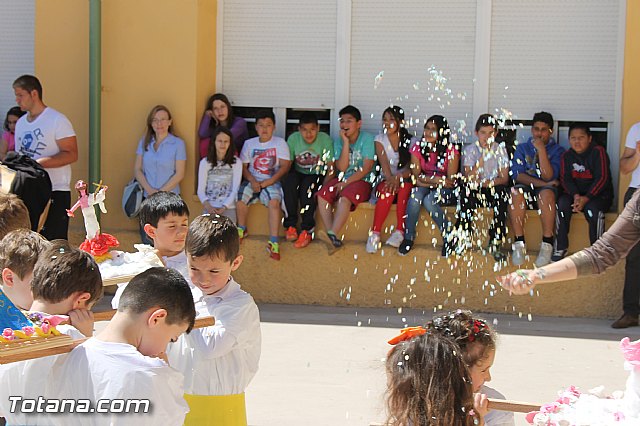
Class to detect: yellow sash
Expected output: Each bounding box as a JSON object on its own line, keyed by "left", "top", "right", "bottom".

{"left": 183, "top": 393, "right": 247, "bottom": 426}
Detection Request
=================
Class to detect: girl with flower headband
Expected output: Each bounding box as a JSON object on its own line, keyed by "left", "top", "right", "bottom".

{"left": 427, "top": 310, "right": 515, "bottom": 426}
{"left": 385, "top": 328, "right": 481, "bottom": 426}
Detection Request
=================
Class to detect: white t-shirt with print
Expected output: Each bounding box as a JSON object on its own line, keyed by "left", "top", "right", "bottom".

{"left": 374, "top": 133, "right": 417, "bottom": 178}
{"left": 239, "top": 136, "right": 290, "bottom": 182}
{"left": 15, "top": 107, "right": 76, "bottom": 191}
{"left": 463, "top": 141, "right": 509, "bottom": 181}
{"left": 625, "top": 122, "right": 640, "bottom": 189}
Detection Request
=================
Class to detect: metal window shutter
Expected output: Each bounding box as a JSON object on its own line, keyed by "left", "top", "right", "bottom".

{"left": 0, "top": 0, "right": 35, "bottom": 115}
{"left": 350, "top": 0, "right": 477, "bottom": 135}
{"left": 222, "top": 0, "right": 337, "bottom": 108}
{"left": 489, "top": 0, "right": 621, "bottom": 122}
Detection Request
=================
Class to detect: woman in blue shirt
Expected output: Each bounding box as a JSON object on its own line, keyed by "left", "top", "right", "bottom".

{"left": 133, "top": 105, "right": 187, "bottom": 242}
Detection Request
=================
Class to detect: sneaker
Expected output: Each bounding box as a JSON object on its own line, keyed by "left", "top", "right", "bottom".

{"left": 285, "top": 226, "right": 298, "bottom": 242}
{"left": 385, "top": 230, "right": 404, "bottom": 248}
{"left": 316, "top": 230, "right": 343, "bottom": 254}
{"left": 535, "top": 242, "right": 553, "bottom": 267}
{"left": 294, "top": 230, "right": 312, "bottom": 249}
{"left": 511, "top": 241, "right": 526, "bottom": 266}
{"left": 267, "top": 241, "right": 280, "bottom": 260}
{"left": 611, "top": 314, "right": 639, "bottom": 329}
{"left": 551, "top": 248, "right": 567, "bottom": 262}
{"left": 398, "top": 239, "right": 414, "bottom": 256}
{"left": 366, "top": 233, "right": 381, "bottom": 253}
{"left": 238, "top": 228, "right": 247, "bottom": 242}
{"left": 441, "top": 234, "right": 460, "bottom": 258}
{"left": 488, "top": 243, "right": 506, "bottom": 262}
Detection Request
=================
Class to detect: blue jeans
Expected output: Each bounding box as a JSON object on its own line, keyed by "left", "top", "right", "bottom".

{"left": 404, "top": 186, "right": 455, "bottom": 241}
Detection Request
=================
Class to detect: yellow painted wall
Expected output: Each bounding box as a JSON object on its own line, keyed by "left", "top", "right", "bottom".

{"left": 35, "top": 0, "right": 216, "bottom": 232}
{"left": 100, "top": 0, "right": 216, "bottom": 230}
{"left": 619, "top": 0, "right": 640, "bottom": 205}
{"left": 34, "top": 0, "right": 89, "bottom": 195}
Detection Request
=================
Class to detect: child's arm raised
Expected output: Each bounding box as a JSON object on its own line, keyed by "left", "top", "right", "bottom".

{"left": 67, "top": 308, "right": 95, "bottom": 337}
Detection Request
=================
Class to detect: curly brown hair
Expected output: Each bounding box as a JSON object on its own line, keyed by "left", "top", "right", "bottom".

{"left": 385, "top": 331, "right": 477, "bottom": 426}
{"left": 426, "top": 309, "right": 497, "bottom": 367}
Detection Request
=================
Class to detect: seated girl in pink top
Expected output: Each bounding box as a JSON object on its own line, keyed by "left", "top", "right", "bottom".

{"left": 398, "top": 114, "right": 460, "bottom": 257}
{"left": 0, "top": 107, "right": 25, "bottom": 160}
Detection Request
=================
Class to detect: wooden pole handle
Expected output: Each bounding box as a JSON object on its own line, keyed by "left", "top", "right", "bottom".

{"left": 487, "top": 398, "right": 541, "bottom": 413}
{"left": 93, "top": 309, "right": 215, "bottom": 329}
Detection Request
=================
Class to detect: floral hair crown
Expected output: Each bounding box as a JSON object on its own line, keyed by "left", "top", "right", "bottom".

{"left": 430, "top": 311, "right": 489, "bottom": 344}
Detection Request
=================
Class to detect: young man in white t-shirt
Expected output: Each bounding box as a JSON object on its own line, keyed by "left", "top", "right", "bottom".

{"left": 13, "top": 74, "right": 78, "bottom": 240}
{"left": 613, "top": 121, "right": 640, "bottom": 328}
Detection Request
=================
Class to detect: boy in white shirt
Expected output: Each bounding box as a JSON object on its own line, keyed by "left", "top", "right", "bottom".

{"left": 237, "top": 109, "right": 291, "bottom": 260}
{"left": 167, "top": 214, "right": 261, "bottom": 426}
{"left": 48, "top": 267, "right": 196, "bottom": 426}
{"left": 0, "top": 241, "right": 103, "bottom": 425}
{"left": 112, "top": 191, "right": 190, "bottom": 308}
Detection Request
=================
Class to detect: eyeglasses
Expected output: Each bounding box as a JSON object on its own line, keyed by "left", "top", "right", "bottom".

{"left": 152, "top": 118, "right": 170, "bottom": 124}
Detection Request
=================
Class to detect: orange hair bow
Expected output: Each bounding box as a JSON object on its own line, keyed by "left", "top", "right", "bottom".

{"left": 387, "top": 326, "right": 427, "bottom": 345}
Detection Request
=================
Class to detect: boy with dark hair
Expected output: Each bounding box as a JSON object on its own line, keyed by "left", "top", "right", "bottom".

{"left": 237, "top": 109, "right": 291, "bottom": 260}
{"left": 509, "top": 111, "right": 565, "bottom": 267}
{"left": 0, "top": 229, "right": 50, "bottom": 309}
{"left": 316, "top": 105, "right": 376, "bottom": 253}
{"left": 0, "top": 192, "right": 31, "bottom": 239}
{"left": 456, "top": 114, "right": 510, "bottom": 261}
{"left": 30, "top": 240, "right": 103, "bottom": 337}
{"left": 553, "top": 123, "right": 613, "bottom": 261}
{"left": 48, "top": 267, "right": 196, "bottom": 425}
{"left": 112, "top": 191, "right": 190, "bottom": 308}
{"left": 13, "top": 74, "right": 78, "bottom": 240}
{"left": 0, "top": 240, "right": 103, "bottom": 425}
{"left": 167, "top": 214, "right": 261, "bottom": 425}
{"left": 282, "top": 111, "right": 335, "bottom": 248}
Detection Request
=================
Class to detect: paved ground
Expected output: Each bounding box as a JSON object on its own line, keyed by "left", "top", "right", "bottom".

{"left": 244, "top": 304, "right": 637, "bottom": 426}
{"left": 94, "top": 295, "right": 637, "bottom": 425}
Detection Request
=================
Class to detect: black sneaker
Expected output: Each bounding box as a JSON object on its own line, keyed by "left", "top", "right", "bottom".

{"left": 551, "top": 248, "right": 567, "bottom": 262}
{"left": 442, "top": 235, "right": 459, "bottom": 257}
{"left": 328, "top": 233, "right": 343, "bottom": 248}
{"left": 316, "top": 230, "right": 343, "bottom": 255}
{"left": 488, "top": 243, "right": 506, "bottom": 261}
{"left": 398, "top": 239, "right": 414, "bottom": 255}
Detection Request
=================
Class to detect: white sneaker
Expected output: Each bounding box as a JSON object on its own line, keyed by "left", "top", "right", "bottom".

{"left": 385, "top": 230, "right": 404, "bottom": 248}
{"left": 511, "top": 241, "right": 526, "bottom": 266}
{"left": 366, "top": 233, "right": 381, "bottom": 253}
{"left": 535, "top": 242, "right": 553, "bottom": 267}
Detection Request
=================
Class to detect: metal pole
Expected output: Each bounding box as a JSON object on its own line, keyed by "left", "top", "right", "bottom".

{"left": 89, "top": 0, "right": 101, "bottom": 215}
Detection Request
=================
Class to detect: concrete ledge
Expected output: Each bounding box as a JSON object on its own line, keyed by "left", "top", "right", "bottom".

{"left": 245, "top": 202, "right": 618, "bottom": 252}
{"left": 79, "top": 228, "right": 624, "bottom": 320}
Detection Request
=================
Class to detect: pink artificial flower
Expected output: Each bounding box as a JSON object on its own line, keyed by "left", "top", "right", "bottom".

{"left": 540, "top": 402, "right": 561, "bottom": 413}
{"left": 525, "top": 411, "right": 539, "bottom": 423}
{"left": 42, "top": 315, "right": 68, "bottom": 327}
{"left": 613, "top": 411, "right": 625, "bottom": 421}
{"left": 620, "top": 337, "right": 640, "bottom": 366}
{"left": 21, "top": 326, "right": 35, "bottom": 336}
{"left": 2, "top": 328, "right": 15, "bottom": 340}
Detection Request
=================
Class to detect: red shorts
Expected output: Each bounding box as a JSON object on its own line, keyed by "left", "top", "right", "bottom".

{"left": 317, "top": 178, "right": 372, "bottom": 211}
